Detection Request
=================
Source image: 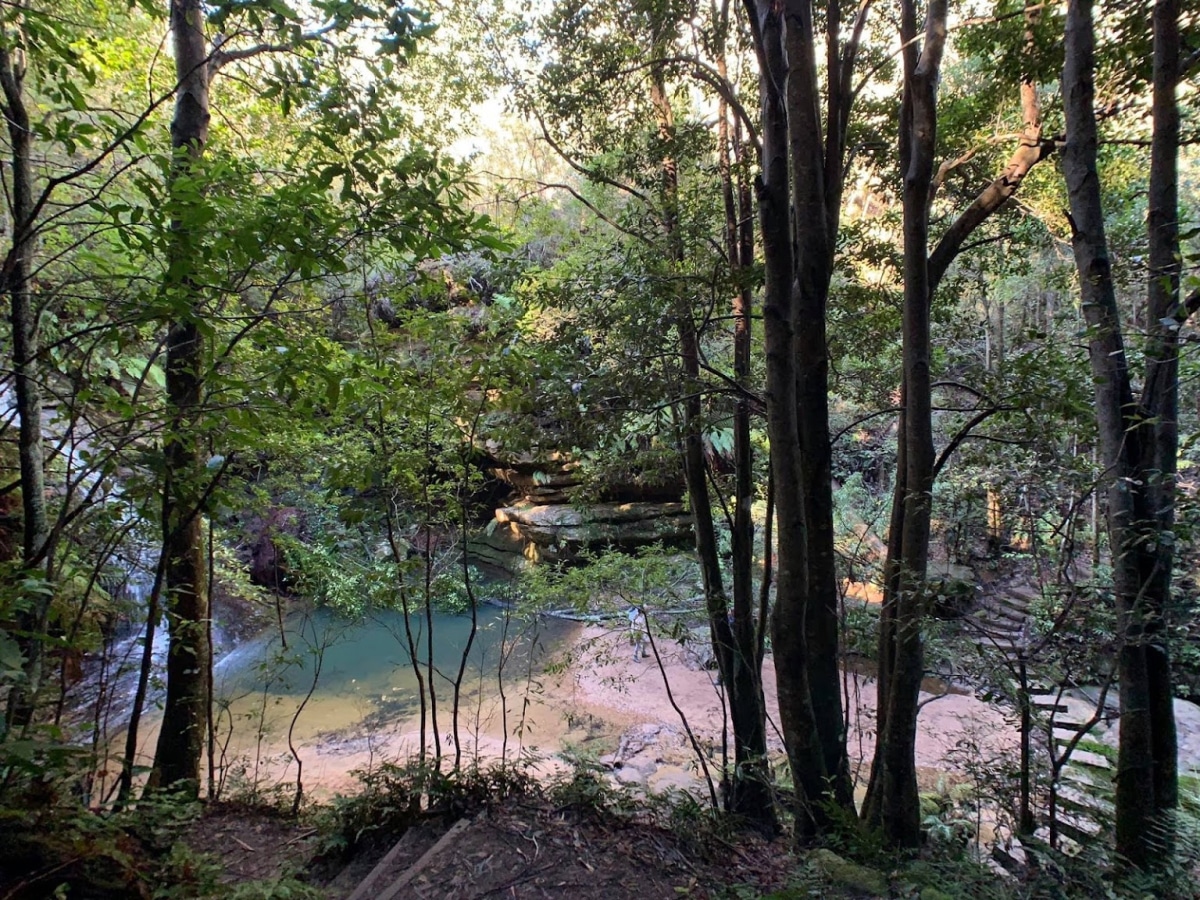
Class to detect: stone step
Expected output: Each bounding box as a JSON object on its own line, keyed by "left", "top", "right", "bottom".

{"left": 1059, "top": 767, "right": 1114, "bottom": 796}
{"left": 1052, "top": 726, "right": 1106, "bottom": 745}
{"left": 1031, "top": 694, "right": 1069, "bottom": 713}
{"left": 970, "top": 619, "right": 1025, "bottom": 639}
{"left": 972, "top": 634, "right": 1023, "bottom": 650}
{"left": 1050, "top": 815, "right": 1103, "bottom": 847}
{"left": 989, "top": 592, "right": 1033, "bottom": 615}
{"left": 1057, "top": 747, "right": 1113, "bottom": 770}
{"left": 972, "top": 640, "right": 1026, "bottom": 659}
{"left": 1050, "top": 709, "right": 1103, "bottom": 728}
{"left": 1007, "top": 584, "right": 1042, "bottom": 603}
{"left": 991, "top": 842, "right": 1027, "bottom": 874}
{"left": 977, "top": 601, "right": 1028, "bottom": 625}
{"left": 1058, "top": 785, "right": 1114, "bottom": 818}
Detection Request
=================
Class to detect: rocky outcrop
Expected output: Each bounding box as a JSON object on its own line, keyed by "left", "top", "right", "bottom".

{"left": 469, "top": 500, "right": 692, "bottom": 573}
{"left": 486, "top": 455, "right": 685, "bottom": 506}
{"left": 487, "top": 462, "right": 582, "bottom": 506}
{"left": 469, "top": 451, "right": 692, "bottom": 573}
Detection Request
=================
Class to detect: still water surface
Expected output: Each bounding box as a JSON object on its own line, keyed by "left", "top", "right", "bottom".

{"left": 210, "top": 606, "right": 574, "bottom": 747}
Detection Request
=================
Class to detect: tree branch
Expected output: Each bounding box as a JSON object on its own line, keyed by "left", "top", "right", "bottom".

{"left": 534, "top": 113, "right": 653, "bottom": 206}
{"left": 1174, "top": 287, "right": 1200, "bottom": 324}
{"left": 932, "top": 407, "right": 1002, "bottom": 480}
{"left": 208, "top": 23, "right": 338, "bottom": 76}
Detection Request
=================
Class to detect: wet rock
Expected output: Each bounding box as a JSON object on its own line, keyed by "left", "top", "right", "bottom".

{"left": 247, "top": 507, "right": 304, "bottom": 591}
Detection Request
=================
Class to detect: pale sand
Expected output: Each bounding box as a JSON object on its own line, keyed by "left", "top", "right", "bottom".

{"left": 101, "top": 619, "right": 1018, "bottom": 803}
{"left": 553, "top": 624, "right": 1019, "bottom": 789}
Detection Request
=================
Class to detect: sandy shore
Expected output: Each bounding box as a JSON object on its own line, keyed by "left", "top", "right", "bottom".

{"left": 546, "top": 623, "right": 1019, "bottom": 794}
{"left": 101, "top": 619, "right": 1020, "bottom": 804}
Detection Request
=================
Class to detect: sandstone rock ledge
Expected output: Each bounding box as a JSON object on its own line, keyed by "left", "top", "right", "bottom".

{"left": 468, "top": 501, "right": 693, "bottom": 573}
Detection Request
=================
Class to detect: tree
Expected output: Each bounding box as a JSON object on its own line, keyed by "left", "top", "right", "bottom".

{"left": 740, "top": 0, "right": 870, "bottom": 835}
{"left": 145, "top": 0, "right": 213, "bottom": 794}
{"left": 1061, "top": 0, "right": 1182, "bottom": 870}
{"left": 144, "top": 0, "right": 458, "bottom": 793}
{"left": 862, "top": 0, "right": 948, "bottom": 849}
{"left": 709, "top": 0, "right": 777, "bottom": 826}
{"left": 0, "top": 0, "right": 169, "bottom": 734}
{"left": 504, "top": 0, "right": 779, "bottom": 824}
{"left": 0, "top": 2, "right": 51, "bottom": 731}
{"left": 863, "top": 0, "right": 1067, "bottom": 847}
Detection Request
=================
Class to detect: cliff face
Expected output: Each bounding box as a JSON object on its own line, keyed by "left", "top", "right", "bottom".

{"left": 467, "top": 457, "right": 692, "bottom": 573}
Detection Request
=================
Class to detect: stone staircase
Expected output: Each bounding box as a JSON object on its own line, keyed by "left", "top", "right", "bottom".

{"left": 968, "top": 585, "right": 1115, "bottom": 857}
{"left": 967, "top": 585, "right": 1036, "bottom": 658}
{"left": 1031, "top": 690, "right": 1115, "bottom": 851}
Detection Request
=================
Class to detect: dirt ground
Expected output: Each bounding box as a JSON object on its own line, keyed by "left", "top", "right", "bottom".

{"left": 551, "top": 621, "right": 1019, "bottom": 798}
{"left": 187, "top": 802, "right": 325, "bottom": 886}
{"left": 192, "top": 796, "right": 799, "bottom": 900}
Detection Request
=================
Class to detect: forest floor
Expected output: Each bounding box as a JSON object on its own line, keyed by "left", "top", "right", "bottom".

{"left": 189, "top": 796, "right": 804, "bottom": 899}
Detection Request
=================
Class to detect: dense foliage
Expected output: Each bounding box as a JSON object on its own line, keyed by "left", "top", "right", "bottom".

{"left": 0, "top": 0, "right": 1198, "bottom": 896}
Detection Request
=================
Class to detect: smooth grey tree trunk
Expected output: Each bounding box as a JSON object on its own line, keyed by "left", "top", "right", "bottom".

{"left": 864, "top": 0, "right": 946, "bottom": 849}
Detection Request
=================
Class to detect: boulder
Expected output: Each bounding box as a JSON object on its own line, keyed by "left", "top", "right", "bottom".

{"left": 466, "top": 521, "right": 535, "bottom": 574}
{"left": 681, "top": 626, "right": 717, "bottom": 671}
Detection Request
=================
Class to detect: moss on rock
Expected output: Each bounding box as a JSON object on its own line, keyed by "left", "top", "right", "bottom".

{"left": 808, "top": 848, "right": 889, "bottom": 897}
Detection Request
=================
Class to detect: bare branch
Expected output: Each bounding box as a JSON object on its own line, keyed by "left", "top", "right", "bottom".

{"left": 534, "top": 113, "right": 653, "bottom": 206}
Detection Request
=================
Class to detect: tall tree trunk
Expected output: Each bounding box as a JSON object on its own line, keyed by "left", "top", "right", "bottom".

{"left": 1062, "top": 0, "right": 1179, "bottom": 869}
{"left": 649, "top": 57, "right": 764, "bottom": 820}
{"left": 866, "top": 0, "right": 1049, "bottom": 846}
{"left": 752, "top": 2, "right": 828, "bottom": 835}
{"left": 742, "top": 0, "right": 865, "bottom": 835}
{"left": 716, "top": 3, "right": 775, "bottom": 824}
{"left": 1140, "top": 0, "right": 1180, "bottom": 827}
{"left": 865, "top": 0, "right": 946, "bottom": 849}
{"left": 0, "top": 31, "right": 51, "bottom": 733}
{"left": 147, "top": 0, "right": 212, "bottom": 795}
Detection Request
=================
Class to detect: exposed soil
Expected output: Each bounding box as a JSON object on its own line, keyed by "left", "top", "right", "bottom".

{"left": 187, "top": 802, "right": 324, "bottom": 886}
{"left": 355, "top": 804, "right": 787, "bottom": 899}
{"left": 192, "top": 797, "right": 799, "bottom": 899}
